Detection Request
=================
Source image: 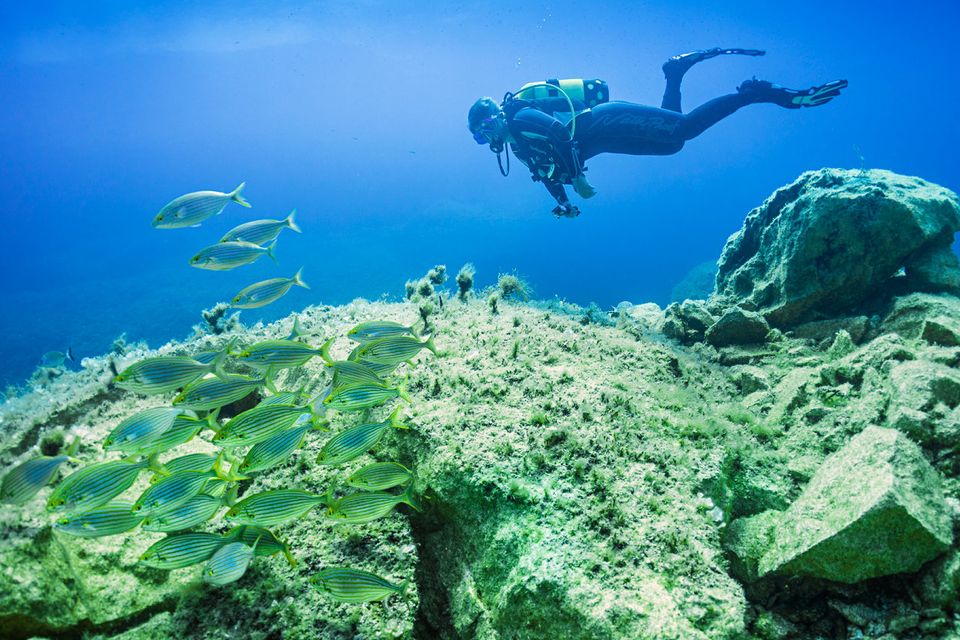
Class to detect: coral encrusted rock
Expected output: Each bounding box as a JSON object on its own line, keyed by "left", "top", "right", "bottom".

{"left": 714, "top": 169, "right": 960, "bottom": 327}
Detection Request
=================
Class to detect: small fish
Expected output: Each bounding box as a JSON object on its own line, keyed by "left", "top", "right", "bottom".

{"left": 316, "top": 407, "right": 407, "bottom": 466}
{"left": 322, "top": 381, "right": 409, "bottom": 412}
{"left": 141, "top": 412, "right": 216, "bottom": 455}
{"left": 213, "top": 404, "right": 315, "bottom": 448}
{"left": 102, "top": 407, "right": 186, "bottom": 453}
{"left": 257, "top": 391, "right": 302, "bottom": 407}
{"left": 132, "top": 470, "right": 214, "bottom": 517}
{"left": 54, "top": 501, "right": 143, "bottom": 538}
{"left": 219, "top": 210, "right": 300, "bottom": 245}
{"left": 114, "top": 353, "right": 227, "bottom": 395}
{"left": 141, "top": 494, "right": 222, "bottom": 532}
{"left": 39, "top": 348, "right": 75, "bottom": 369}
{"left": 156, "top": 453, "right": 218, "bottom": 478}
{"left": 236, "top": 339, "right": 324, "bottom": 370}
{"left": 224, "top": 489, "right": 327, "bottom": 527}
{"left": 203, "top": 541, "right": 256, "bottom": 586}
{"left": 152, "top": 182, "right": 251, "bottom": 229}
{"left": 238, "top": 423, "right": 313, "bottom": 474}
{"left": 48, "top": 459, "right": 148, "bottom": 513}
{"left": 224, "top": 525, "right": 296, "bottom": 566}
{"left": 230, "top": 268, "right": 309, "bottom": 309}
{"left": 347, "top": 321, "right": 419, "bottom": 343}
{"left": 346, "top": 462, "right": 413, "bottom": 491}
{"left": 329, "top": 360, "right": 385, "bottom": 391}
{"left": 189, "top": 240, "right": 277, "bottom": 271}
{"left": 310, "top": 567, "right": 406, "bottom": 603}
{"left": 326, "top": 484, "right": 420, "bottom": 524}
{"left": 353, "top": 335, "right": 437, "bottom": 365}
{"left": 2, "top": 455, "right": 69, "bottom": 504}
{"left": 173, "top": 373, "right": 270, "bottom": 412}
{"left": 138, "top": 532, "right": 228, "bottom": 569}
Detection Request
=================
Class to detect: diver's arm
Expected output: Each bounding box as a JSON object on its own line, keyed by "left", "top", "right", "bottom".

{"left": 543, "top": 180, "right": 570, "bottom": 205}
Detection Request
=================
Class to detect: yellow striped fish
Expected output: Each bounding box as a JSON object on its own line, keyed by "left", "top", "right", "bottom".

{"left": 316, "top": 407, "right": 407, "bottom": 466}
{"left": 2, "top": 455, "right": 69, "bottom": 504}
{"left": 236, "top": 339, "right": 324, "bottom": 370}
{"left": 103, "top": 407, "right": 186, "bottom": 453}
{"left": 138, "top": 532, "right": 228, "bottom": 569}
{"left": 154, "top": 453, "right": 218, "bottom": 479}
{"left": 132, "top": 470, "right": 214, "bottom": 517}
{"left": 141, "top": 494, "right": 222, "bottom": 533}
{"left": 310, "top": 567, "right": 406, "bottom": 602}
{"left": 329, "top": 360, "right": 386, "bottom": 391}
{"left": 347, "top": 321, "right": 419, "bottom": 343}
{"left": 47, "top": 459, "right": 149, "bottom": 513}
{"left": 213, "top": 404, "right": 315, "bottom": 448}
{"left": 224, "top": 489, "right": 327, "bottom": 527}
{"left": 326, "top": 484, "right": 420, "bottom": 524}
{"left": 322, "top": 381, "right": 410, "bottom": 412}
{"left": 114, "top": 352, "right": 227, "bottom": 395}
{"left": 346, "top": 462, "right": 413, "bottom": 491}
{"left": 173, "top": 373, "right": 271, "bottom": 411}
{"left": 54, "top": 501, "right": 143, "bottom": 538}
{"left": 203, "top": 541, "right": 256, "bottom": 586}
{"left": 238, "top": 423, "right": 313, "bottom": 474}
{"left": 353, "top": 335, "right": 437, "bottom": 365}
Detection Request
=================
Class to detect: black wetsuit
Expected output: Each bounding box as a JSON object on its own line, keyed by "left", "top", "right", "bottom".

{"left": 504, "top": 80, "right": 756, "bottom": 205}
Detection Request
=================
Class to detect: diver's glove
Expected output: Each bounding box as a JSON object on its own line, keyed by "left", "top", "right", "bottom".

{"left": 572, "top": 173, "right": 597, "bottom": 199}
{"left": 552, "top": 203, "right": 581, "bottom": 218}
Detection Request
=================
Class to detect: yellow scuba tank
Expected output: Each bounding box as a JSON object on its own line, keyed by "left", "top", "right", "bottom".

{"left": 515, "top": 78, "right": 609, "bottom": 107}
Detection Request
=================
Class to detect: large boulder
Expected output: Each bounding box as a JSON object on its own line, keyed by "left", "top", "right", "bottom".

{"left": 726, "top": 426, "right": 953, "bottom": 584}
{"left": 714, "top": 169, "right": 960, "bottom": 327}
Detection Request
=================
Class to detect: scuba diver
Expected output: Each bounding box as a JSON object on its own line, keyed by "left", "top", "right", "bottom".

{"left": 468, "top": 48, "right": 848, "bottom": 218}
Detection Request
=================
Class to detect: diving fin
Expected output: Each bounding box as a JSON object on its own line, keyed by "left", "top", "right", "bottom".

{"left": 663, "top": 47, "right": 766, "bottom": 79}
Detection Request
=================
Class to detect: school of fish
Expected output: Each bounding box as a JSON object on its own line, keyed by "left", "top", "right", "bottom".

{"left": 2, "top": 317, "right": 435, "bottom": 603}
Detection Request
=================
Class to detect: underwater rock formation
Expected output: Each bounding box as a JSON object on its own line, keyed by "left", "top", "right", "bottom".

{"left": 727, "top": 426, "right": 953, "bottom": 583}
{"left": 714, "top": 168, "right": 960, "bottom": 327}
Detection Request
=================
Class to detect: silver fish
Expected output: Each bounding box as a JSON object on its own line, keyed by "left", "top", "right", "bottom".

{"left": 231, "top": 268, "right": 309, "bottom": 309}
{"left": 152, "top": 182, "right": 251, "bottom": 229}
{"left": 189, "top": 240, "right": 277, "bottom": 271}
{"left": 219, "top": 210, "right": 300, "bottom": 245}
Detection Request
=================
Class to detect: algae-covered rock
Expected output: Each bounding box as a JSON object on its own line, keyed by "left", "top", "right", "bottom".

{"left": 880, "top": 293, "right": 960, "bottom": 340}
{"left": 662, "top": 299, "right": 715, "bottom": 344}
{"left": 705, "top": 307, "right": 770, "bottom": 347}
{"left": 715, "top": 169, "right": 960, "bottom": 327}
{"left": 922, "top": 316, "right": 960, "bottom": 347}
{"left": 743, "top": 426, "right": 953, "bottom": 583}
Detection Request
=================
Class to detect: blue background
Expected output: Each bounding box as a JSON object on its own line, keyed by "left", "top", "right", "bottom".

{"left": 1, "top": 1, "right": 958, "bottom": 386}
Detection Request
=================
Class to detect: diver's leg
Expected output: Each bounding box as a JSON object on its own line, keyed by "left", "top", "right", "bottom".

{"left": 678, "top": 78, "right": 849, "bottom": 140}
{"left": 660, "top": 48, "right": 766, "bottom": 112}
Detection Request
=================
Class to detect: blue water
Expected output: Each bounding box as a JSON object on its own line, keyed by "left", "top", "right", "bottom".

{"left": 2, "top": 1, "right": 958, "bottom": 387}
